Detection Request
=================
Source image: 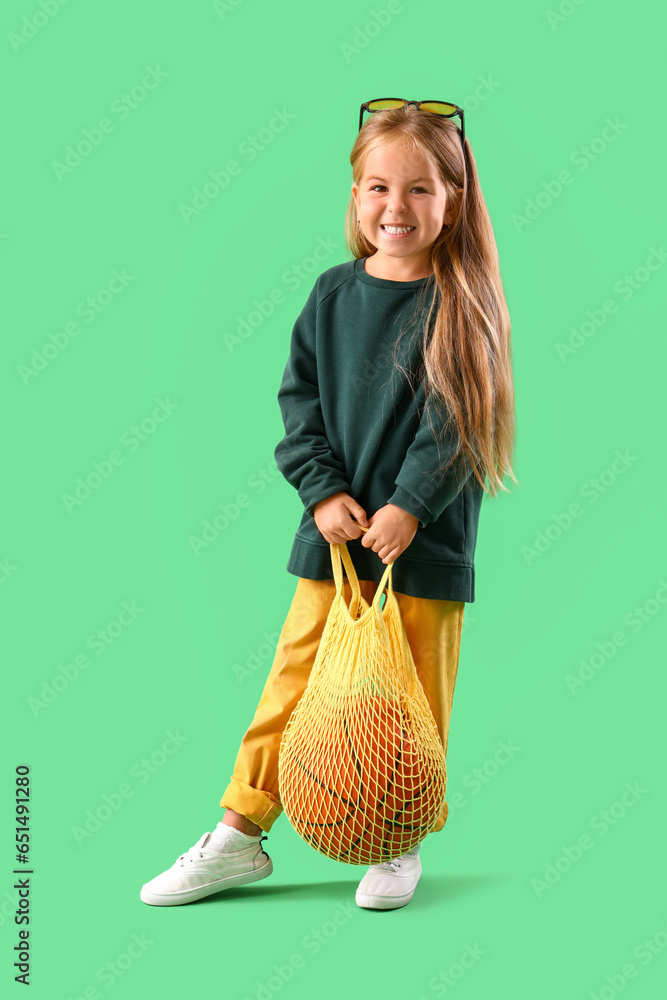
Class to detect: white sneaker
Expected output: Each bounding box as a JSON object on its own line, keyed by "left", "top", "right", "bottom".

{"left": 355, "top": 846, "right": 422, "bottom": 910}
{"left": 140, "top": 823, "right": 273, "bottom": 906}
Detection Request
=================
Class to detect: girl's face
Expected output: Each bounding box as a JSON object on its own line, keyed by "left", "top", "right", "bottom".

{"left": 352, "top": 139, "right": 455, "bottom": 274}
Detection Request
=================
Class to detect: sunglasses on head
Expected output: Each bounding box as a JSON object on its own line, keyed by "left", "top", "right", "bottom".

{"left": 358, "top": 98, "right": 465, "bottom": 148}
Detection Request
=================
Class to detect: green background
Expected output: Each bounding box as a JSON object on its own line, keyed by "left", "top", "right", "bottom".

{"left": 3, "top": 0, "right": 666, "bottom": 997}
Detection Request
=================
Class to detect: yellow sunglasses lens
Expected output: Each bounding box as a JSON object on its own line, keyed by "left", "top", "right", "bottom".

{"left": 366, "top": 100, "right": 458, "bottom": 117}
{"left": 367, "top": 99, "right": 406, "bottom": 111}
{"left": 419, "top": 102, "right": 458, "bottom": 115}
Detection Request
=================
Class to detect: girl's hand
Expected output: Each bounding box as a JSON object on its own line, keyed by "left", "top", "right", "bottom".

{"left": 358, "top": 504, "right": 419, "bottom": 564}
{"left": 313, "top": 492, "right": 370, "bottom": 544}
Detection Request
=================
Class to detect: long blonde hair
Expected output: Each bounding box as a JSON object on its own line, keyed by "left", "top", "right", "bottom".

{"left": 345, "top": 105, "right": 517, "bottom": 498}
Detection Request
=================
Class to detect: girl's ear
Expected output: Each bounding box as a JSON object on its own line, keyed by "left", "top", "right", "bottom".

{"left": 446, "top": 185, "right": 464, "bottom": 224}
{"left": 351, "top": 186, "right": 362, "bottom": 222}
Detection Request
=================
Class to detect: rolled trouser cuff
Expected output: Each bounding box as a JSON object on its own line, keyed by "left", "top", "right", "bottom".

{"left": 220, "top": 776, "right": 283, "bottom": 833}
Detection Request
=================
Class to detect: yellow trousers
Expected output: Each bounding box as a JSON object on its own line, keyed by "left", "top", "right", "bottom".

{"left": 220, "top": 576, "right": 465, "bottom": 835}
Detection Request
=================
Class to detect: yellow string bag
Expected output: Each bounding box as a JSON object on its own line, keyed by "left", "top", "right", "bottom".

{"left": 278, "top": 526, "right": 447, "bottom": 865}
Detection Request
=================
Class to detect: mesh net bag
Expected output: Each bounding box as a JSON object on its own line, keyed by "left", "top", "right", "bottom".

{"left": 278, "top": 529, "right": 447, "bottom": 865}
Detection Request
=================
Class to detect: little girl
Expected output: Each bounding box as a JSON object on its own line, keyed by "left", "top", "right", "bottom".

{"left": 140, "top": 98, "right": 516, "bottom": 911}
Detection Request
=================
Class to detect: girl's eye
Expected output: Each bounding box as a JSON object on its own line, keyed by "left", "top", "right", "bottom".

{"left": 370, "top": 185, "right": 428, "bottom": 193}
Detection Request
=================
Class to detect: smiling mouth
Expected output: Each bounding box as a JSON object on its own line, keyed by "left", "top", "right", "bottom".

{"left": 380, "top": 224, "right": 416, "bottom": 234}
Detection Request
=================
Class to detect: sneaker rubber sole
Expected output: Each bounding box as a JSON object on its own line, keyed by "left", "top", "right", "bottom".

{"left": 140, "top": 855, "right": 273, "bottom": 906}
{"left": 355, "top": 870, "right": 421, "bottom": 910}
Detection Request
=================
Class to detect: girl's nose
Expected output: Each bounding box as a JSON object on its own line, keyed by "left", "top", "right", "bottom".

{"left": 388, "top": 195, "right": 408, "bottom": 213}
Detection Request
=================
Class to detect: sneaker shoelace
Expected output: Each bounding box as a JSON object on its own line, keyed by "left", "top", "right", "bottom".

{"left": 374, "top": 860, "right": 403, "bottom": 873}
{"left": 175, "top": 832, "right": 268, "bottom": 867}
{"left": 370, "top": 847, "right": 419, "bottom": 874}
{"left": 176, "top": 835, "right": 210, "bottom": 867}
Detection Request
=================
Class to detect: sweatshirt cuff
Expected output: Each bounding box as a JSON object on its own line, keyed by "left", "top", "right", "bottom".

{"left": 386, "top": 486, "right": 432, "bottom": 527}
{"left": 303, "top": 483, "right": 351, "bottom": 519}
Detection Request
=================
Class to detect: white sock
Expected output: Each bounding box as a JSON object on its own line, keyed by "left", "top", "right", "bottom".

{"left": 207, "top": 821, "right": 261, "bottom": 853}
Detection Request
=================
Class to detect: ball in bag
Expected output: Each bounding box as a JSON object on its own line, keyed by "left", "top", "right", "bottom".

{"left": 282, "top": 695, "right": 442, "bottom": 864}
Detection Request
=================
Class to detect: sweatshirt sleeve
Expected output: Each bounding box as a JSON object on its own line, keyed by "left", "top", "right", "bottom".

{"left": 385, "top": 385, "right": 474, "bottom": 528}
{"left": 274, "top": 279, "right": 352, "bottom": 518}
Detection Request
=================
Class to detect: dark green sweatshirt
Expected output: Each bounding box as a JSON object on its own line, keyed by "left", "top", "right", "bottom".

{"left": 273, "top": 256, "right": 483, "bottom": 601}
